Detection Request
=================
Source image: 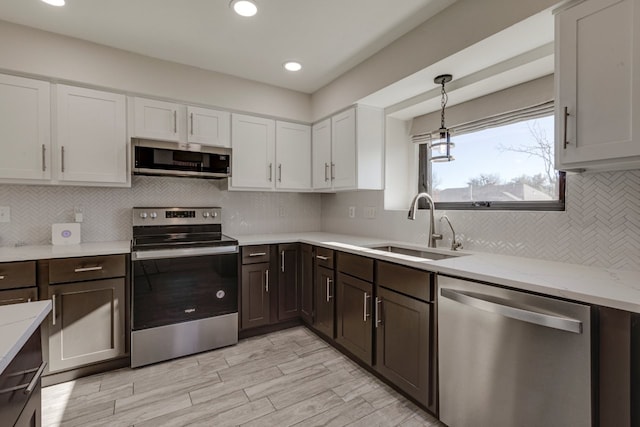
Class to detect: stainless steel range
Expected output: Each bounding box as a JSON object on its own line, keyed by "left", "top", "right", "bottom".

{"left": 130, "top": 207, "right": 238, "bottom": 368}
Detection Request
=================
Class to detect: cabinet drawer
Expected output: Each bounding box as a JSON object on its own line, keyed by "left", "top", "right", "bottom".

{"left": 242, "top": 245, "right": 270, "bottom": 265}
{"left": 376, "top": 261, "right": 433, "bottom": 302}
{"left": 0, "top": 287, "right": 37, "bottom": 306}
{"left": 315, "top": 247, "right": 335, "bottom": 269}
{"left": 0, "top": 261, "right": 36, "bottom": 290}
{"left": 337, "top": 252, "right": 373, "bottom": 282}
{"left": 49, "top": 255, "right": 126, "bottom": 284}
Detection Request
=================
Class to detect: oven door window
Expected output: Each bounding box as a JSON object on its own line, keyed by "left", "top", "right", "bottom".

{"left": 133, "top": 253, "right": 238, "bottom": 330}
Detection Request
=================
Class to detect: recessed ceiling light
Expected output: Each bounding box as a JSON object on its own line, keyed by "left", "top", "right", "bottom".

{"left": 283, "top": 61, "right": 302, "bottom": 72}
{"left": 230, "top": 0, "right": 257, "bottom": 17}
{"left": 41, "top": 0, "right": 65, "bottom": 6}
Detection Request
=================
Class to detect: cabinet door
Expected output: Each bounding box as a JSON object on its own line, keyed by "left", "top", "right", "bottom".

{"left": 133, "top": 97, "right": 184, "bottom": 142}
{"left": 556, "top": 0, "right": 640, "bottom": 168}
{"left": 375, "top": 286, "right": 433, "bottom": 410}
{"left": 48, "top": 278, "right": 125, "bottom": 372}
{"left": 278, "top": 243, "right": 300, "bottom": 321}
{"left": 331, "top": 108, "right": 357, "bottom": 190}
{"left": 187, "top": 106, "right": 231, "bottom": 147}
{"left": 241, "top": 263, "right": 271, "bottom": 329}
{"left": 276, "top": 121, "right": 311, "bottom": 190}
{"left": 230, "top": 114, "right": 275, "bottom": 189}
{"left": 300, "top": 244, "right": 314, "bottom": 324}
{"left": 314, "top": 266, "right": 335, "bottom": 339}
{"left": 336, "top": 272, "right": 372, "bottom": 364}
{"left": 0, "top": 74, "right": 51, "bottom": 181}
{"left": 56, "top": 85, "right": 127, "bottom": 184}
{"left": 312, "top": 119, "right": 332, "bottom": 190}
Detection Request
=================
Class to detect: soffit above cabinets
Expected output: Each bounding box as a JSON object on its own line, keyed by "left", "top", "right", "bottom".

{"left": 0, "top": 0, "right": 455, "bottom": 94}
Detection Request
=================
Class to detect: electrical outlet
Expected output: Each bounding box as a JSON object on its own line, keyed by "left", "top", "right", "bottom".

{"left": 74, "top": 206, "right": 84, "bottom": 223}
{"left": 348, "top": 206, "right": 356, "bottom": 218}
{"left": 278, "top": 206, "right": 285, "bottom": 217}
{"left": 364, "top": 206, "right": 376, "bottom": 219}
{"left": 0, "top": 206, "right": 10, "bottom": 223}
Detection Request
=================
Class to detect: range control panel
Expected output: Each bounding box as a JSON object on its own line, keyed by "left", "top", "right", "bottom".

{"left": 133, "top": 207, "right": 221, "bottom": 226}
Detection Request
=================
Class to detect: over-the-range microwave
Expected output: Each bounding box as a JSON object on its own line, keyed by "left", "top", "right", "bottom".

{"left": 132, "top": 139, "right": 231, "bottom": 179}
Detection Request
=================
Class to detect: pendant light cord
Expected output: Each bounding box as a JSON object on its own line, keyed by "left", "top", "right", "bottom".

{"left": 440, "top": 80, "right": 448, "bottom": 130}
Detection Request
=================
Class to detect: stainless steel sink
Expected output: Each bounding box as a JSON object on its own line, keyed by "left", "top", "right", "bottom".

{"left": 371, "top": 245, "right": 462, "bottom": 260}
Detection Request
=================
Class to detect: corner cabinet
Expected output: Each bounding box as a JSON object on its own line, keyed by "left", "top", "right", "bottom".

{"left": 0, "top": 74, "right": 51, "bottom": 182}
{"left": 55, "top": 85, "right": 128, "bottom": 185}
{"left": 312, "top": 105, "right": 384, "bottom": 192}
{"left": 555, "top": 0, "right": 640, "bottom": 171}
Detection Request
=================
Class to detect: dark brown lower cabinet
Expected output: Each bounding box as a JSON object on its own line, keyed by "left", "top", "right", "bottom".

{"left": 0, "top": 328, "right": 43, "bottom": 427}
{"left": 299, "top": 244, "right": 314, "bottom": 324}
{"left": 241, "top": 262, "right": 271, "bottom": 329}
{"left": 48, "top": 278, "right": 125, "bottom": 373}
{"left": 375, "top": 286, "right": 433, "bottom": 410}
{"left": 0, "top": 287, "right": 37, "bottom": 306}
{"left": 314, "top": 266, "right": 335, "bottom": 338}
{"left": 278, "top": 244, "right": 300, "bottom": 321}
{"left": 336, "top": 272, "right": 373, "bottom": 365}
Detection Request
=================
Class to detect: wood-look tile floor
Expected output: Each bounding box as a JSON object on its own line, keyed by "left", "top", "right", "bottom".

{"left": 42, "top": 326, "right": 443, "bottom": 427}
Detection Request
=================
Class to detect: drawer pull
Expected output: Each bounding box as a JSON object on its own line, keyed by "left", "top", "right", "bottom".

{"left": 74, "top": 266, "right": 103, "bottom": 273}
{"left": 316, "top": 255, "right": 330, "bottom": 261}
{"left": 0, "top": 275, "right": 5, "bottom": 280}
{"left": 24, "top": 361, "right": 47, "bottom": 395}
{"left": 248, "top": 252, "right": 267, "bottom": 257}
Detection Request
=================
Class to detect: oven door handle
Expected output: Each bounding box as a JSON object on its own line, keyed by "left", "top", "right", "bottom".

{"left": 132, "top": 245, "right": 238, "bottom": 260}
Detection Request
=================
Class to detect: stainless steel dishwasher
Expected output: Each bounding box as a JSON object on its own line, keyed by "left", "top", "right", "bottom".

{"left": 438, "top": 275, "right": 592, "bottom": 427}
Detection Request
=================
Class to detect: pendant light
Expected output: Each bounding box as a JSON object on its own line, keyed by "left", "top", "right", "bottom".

{"left": 430, "top": 74, "right": 455, "bottom": 162}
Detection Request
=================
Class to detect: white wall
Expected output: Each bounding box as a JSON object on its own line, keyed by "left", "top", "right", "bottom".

{"left": 0, "top": 176, "right": 321, "bottom": 246}
{"left": 310, "top": 0, "right": 559, "bottom": 120}
{"left": 321, "top": 170, "right": 640, "bottom": 271}
{"left": 0, "top": 20, "right": 311, "bottom": 122}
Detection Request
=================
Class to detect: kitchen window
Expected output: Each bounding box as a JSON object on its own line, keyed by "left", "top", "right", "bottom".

{"left": 417, "top": 102, "right": 565, "bottom": 211}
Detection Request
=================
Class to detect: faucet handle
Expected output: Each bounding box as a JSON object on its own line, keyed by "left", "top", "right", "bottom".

{"left": 432, "top": 233, "right": 443, "bottom": 241}
{"left": 452, "top": 240, "right": 463, "bottom": 251}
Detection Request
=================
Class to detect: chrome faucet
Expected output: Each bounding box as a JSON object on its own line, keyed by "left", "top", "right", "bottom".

{"left": 408, "top": 192, "right": 442, "bottom": 248}
{"left": 440, "top": 214, "right": 463, "bottom": 251}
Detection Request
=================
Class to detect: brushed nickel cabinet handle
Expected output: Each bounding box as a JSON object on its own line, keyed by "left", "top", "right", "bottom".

{"left": 190, "top": 112, "right": 194, "bottom": 135}
{"left": 324, "top": 163, "right": 329, "bottom": 182}
{"left": 0, "top": 275, "right": 5, "bottom": 280}
{"left": 74, "top": 266, "right": 103, "bottom": 273}
{"left": 363, "top": 293, "right": 370, "bottom": 322}
{"left": 24, "top": 361, "right": 47, "bottom": 395}
{"left": 249, "top": 252, "right": 267, "bottom": 257}
{"left": 278, "top": 164, "right": 282, "bottom": 182}
{"left": 52, "top": 294, "right": 56, "bottom": 326}
{"left": 375, "top": 297, "right": 382, "bottom": 328}
{"left": 563, "top": 106, "right": 570, "bottom": 149}
{"left": 42, "top": 144, "right": 46, "bottom": 172}
{"left": 326, "top": 278, "right": 333, "bottom": 302}
{"left": 268, "top": 163, "right": 273, "bottom": 182}
{"left": 265, "top": 269, "right": 269, "bottom": 293}
{"left": 173, "top": 110, "right": 177, "bottom": 133}
{"left": 281, "top": 250, "right": 285, "bottom": 272}
{"left": 331, "top": 163, "right": 335, "bottom": 180}
{"left": 316, "top": 255, "right": 330, "bottom": 261}
{"left": 61, "top": 146, "right": 65, "bottom": 173}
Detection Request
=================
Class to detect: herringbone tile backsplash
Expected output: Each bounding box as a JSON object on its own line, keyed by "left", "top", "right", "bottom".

{"left": 0, "top": 176, "right": 321, "bottom": 246}
{"left": 321, "top": 170, "right": 640, "bottom": 271}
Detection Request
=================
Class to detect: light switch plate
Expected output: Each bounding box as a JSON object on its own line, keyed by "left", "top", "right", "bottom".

{"left": 0, "top": 206, "right": 10, "bottom": 223}
{"left": 364, "top": 207, "right": 376, "bottom": 219}
{"left": 348, "top": 206, "right": 356, "bottom": 218}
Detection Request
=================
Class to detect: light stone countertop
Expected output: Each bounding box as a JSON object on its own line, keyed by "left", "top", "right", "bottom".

{"left": 0, "top": 241, "right": 131, "bottom": 263}
{"left": 0, "top": 301, "right": 51, "bottom": 375}
{"left": 234, "top": 232, "right": 640, "bottom": 313}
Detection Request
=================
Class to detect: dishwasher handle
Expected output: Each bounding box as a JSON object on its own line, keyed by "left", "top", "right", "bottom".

{"left": 440, "top": 288, "right": 583, "bottom": 334}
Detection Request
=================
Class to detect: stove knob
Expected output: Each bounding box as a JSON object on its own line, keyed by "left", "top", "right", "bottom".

{"left": 212, "top": 212, "right": 218, "bottom": 218}
{"left": 150, "top": 212, "right": 157, "bottom": 219}
{"left": 139, "top": 212, "right": 148, "bottom": 219}
{"left": 203, "top": 212, "right": 211, "bottom": 218}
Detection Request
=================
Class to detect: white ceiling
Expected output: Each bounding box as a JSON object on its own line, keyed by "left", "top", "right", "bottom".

{"left": 0, "top": 0, "right": 456, "bottom": 94}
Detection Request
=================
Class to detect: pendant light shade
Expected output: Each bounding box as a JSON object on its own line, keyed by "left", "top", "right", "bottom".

{"left": 430, "top": 74, "right": 455, "bottom": 162}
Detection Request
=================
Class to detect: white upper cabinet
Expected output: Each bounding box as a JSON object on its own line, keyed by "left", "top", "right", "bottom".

{"left": 0, "top": 74, "right": 51, "bottom": 182}
{"left": 132, "top": 97, "right": 230, "bottom": 147}
{"left": 56, "top": 85, "right": 128, "bottom": 185}
{"left": 230, "top": 114, "right": 276, "bottom": 189}
{"left": 312, "top": 105, "right": 383, "bottom": 192}
{"left": 312, "top": 119, "right": 332, "bottom": 190}
{"left": 331, "top": 108, "right": 358, "bottom": 190}
{"left": 555, "top": 0, "right": 640, "bottom": 171}
{"left": 275, "top": 121, "right": 311, "bottom": 190}
{"left": 187, "top": 106, "right": 231, "bottom": 147}
{"left": 133, "top": 97, "right": 184, "bottom": 142}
